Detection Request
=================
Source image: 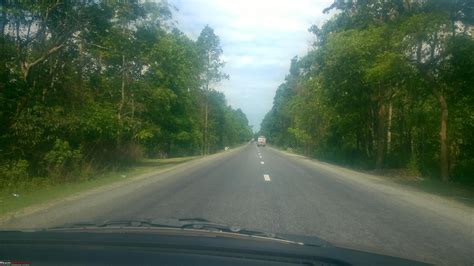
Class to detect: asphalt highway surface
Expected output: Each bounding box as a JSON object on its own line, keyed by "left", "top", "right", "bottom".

{"left": 1, "top": 144, "right": 473, "bottom": 265}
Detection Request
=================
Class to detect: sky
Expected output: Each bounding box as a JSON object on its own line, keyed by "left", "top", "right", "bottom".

{"left": 170, "top": 0, "right": 334, "bottom": 131}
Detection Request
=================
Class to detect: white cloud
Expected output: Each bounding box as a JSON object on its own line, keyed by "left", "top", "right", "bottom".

{"left": 223, "top": 54, "right": 288, "bottom": 69}
{"left": 171, "top": 0, "right": 333, "bottom": 130}
{"left": 228, "top": 55, "right": 255, "bottom": 67}
{"left": 220, "top": 28, "right": 257, "bottom": 43}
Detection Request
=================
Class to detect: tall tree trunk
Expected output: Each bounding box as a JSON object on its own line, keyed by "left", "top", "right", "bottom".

{"left": 375, "top": 102, "right": 386, "bottom": 169}
{"left": 200, "top": 104, "right": 205, "bottom": 155}
{"left": 365, "top": 115, "right": 371, "bottom": 158}
{"left": 370, "top": 107, "right": 376, "bottom": 155}
{"left": 387, "top": 102, "right": 392, "bottom": 154}
{"left": 117, "top": 55, "right": 126, "bottom": 144}
{"left": 438, "top": 93, "right": 449, "bottom": 181}
{"left": 204, "top": 100, "right": 208, "bottom": 155}
{"left": 118, "top": 55, "right": 126, "bottom": 122}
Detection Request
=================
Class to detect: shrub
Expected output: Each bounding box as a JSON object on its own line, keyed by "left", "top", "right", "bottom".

{"left": 44, "top": 139, "right": 83, "bottom": 181}
{"left": 0, "top": 159, "right": 29, "bottom": 190}
{"left": 407, "top": 155, "right": 421, "bottom": 177}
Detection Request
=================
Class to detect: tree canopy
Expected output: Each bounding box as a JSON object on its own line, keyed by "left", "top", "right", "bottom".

{"left": 0, "top": 1, "right": 252, "bottom": 187}
{"left": 261, "top": 0, "right": 474, "bottom": 183}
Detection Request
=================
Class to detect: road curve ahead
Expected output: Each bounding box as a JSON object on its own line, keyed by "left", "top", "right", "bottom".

{"left": 2, "top": 143, "right": 473, "bottom": 265}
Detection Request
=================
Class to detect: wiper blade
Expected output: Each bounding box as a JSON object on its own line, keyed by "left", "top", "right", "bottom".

{"left": 49, "top": 218, "right": 318, "bottom": 245}
{"left": 176, "top": 218, "right": 280, "bottom": 239}
{"left": 51, "top": 218, "right": 274, "bottom": 237}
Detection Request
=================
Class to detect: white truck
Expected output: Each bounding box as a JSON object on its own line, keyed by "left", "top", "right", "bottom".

{"left": 257, "top": 136, "right": 266, "bottom": 147}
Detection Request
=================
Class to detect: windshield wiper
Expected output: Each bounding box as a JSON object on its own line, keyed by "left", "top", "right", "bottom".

{"left": 48, "top": 218, "right": 296, "bottom": 243}
{"left": 47, "top": 218, "right": 330, "bottom": 247}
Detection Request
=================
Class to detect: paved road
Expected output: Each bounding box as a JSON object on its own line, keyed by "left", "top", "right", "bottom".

{"left": 2, "top": 144, "right": 473, "bottom": 265}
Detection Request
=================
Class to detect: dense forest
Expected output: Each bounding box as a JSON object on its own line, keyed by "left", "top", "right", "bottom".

{"left": 0, "top": 2, "right": 252, "bottom": 188}
{"left": 261, "top": 0, "right": 473, "bottom": 184}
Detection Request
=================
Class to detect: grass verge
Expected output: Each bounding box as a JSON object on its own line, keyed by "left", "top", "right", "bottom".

{"left": 0, "top": 156, "right": 199, "bottom": 216}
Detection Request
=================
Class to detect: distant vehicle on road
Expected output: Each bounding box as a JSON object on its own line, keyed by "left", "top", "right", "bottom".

{"left": 257, "top": 136, "right": 266, "bottom": 147}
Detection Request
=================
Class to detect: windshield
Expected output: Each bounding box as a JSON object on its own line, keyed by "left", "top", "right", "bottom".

{"left": 1, "top": 1, "right": 473, "bottom": 265}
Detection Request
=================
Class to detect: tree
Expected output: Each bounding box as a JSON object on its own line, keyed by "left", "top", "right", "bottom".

{"left": 262, "top": 0, "right": 474, "bottom": 183}
{"left": 1, "top": 2, "right": 252, "bottom": 189}
{"left": 399, "top": 1, "right": 473, "bottom": 181}
{"left": 196, "top": 25, "right": 228, "bottom": 154}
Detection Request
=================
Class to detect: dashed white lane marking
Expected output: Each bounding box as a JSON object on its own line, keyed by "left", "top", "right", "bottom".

{"left": 259, "top": 155, "right": 262, "bottom": 159}
{"left": 260, "top": 161, "right": 264, "bottom": 165}
{"left": 264, "top": 174, "right": 271, "bottom": 181}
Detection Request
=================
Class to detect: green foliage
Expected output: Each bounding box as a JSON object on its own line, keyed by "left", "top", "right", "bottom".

{"left": 407, "top": 155, "right": 421, "bottom": 177}
{"left": 0, "top": 2, "right": 251, "bottom": 186}
{"left": 0, "top": 159, "right": 40, "bottom": 193}
{"left": 261, "top": 0, "right": 474, "bottom": 183}
{"left": 44, "top": 139, "right": 83, "bottom": 179}
{"left": 197, "top": 25, "right": 229, "bottom": 87}
{"left": 0, "top": 160, "right": 29, "bottom": 186}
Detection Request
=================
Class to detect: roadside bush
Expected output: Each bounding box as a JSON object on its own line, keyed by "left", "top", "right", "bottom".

{"left": 113, "top": 143, "right": 144, "bottom": 167}
{"left": 0, "top": 159, "right": 29, "bottom": 189}
{"left": 43, "top": 139, "right": 83, "bottom": 181}
{"left": 407, "top": 155, "right": 421, "bottom": 177}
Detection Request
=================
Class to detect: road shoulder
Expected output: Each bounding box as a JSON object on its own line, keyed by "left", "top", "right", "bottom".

{"left": 0, "top": 146, "right": 246, "bottom": 224}
{"left": 268, "top": 146, "right": 474, "bottom": 228}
